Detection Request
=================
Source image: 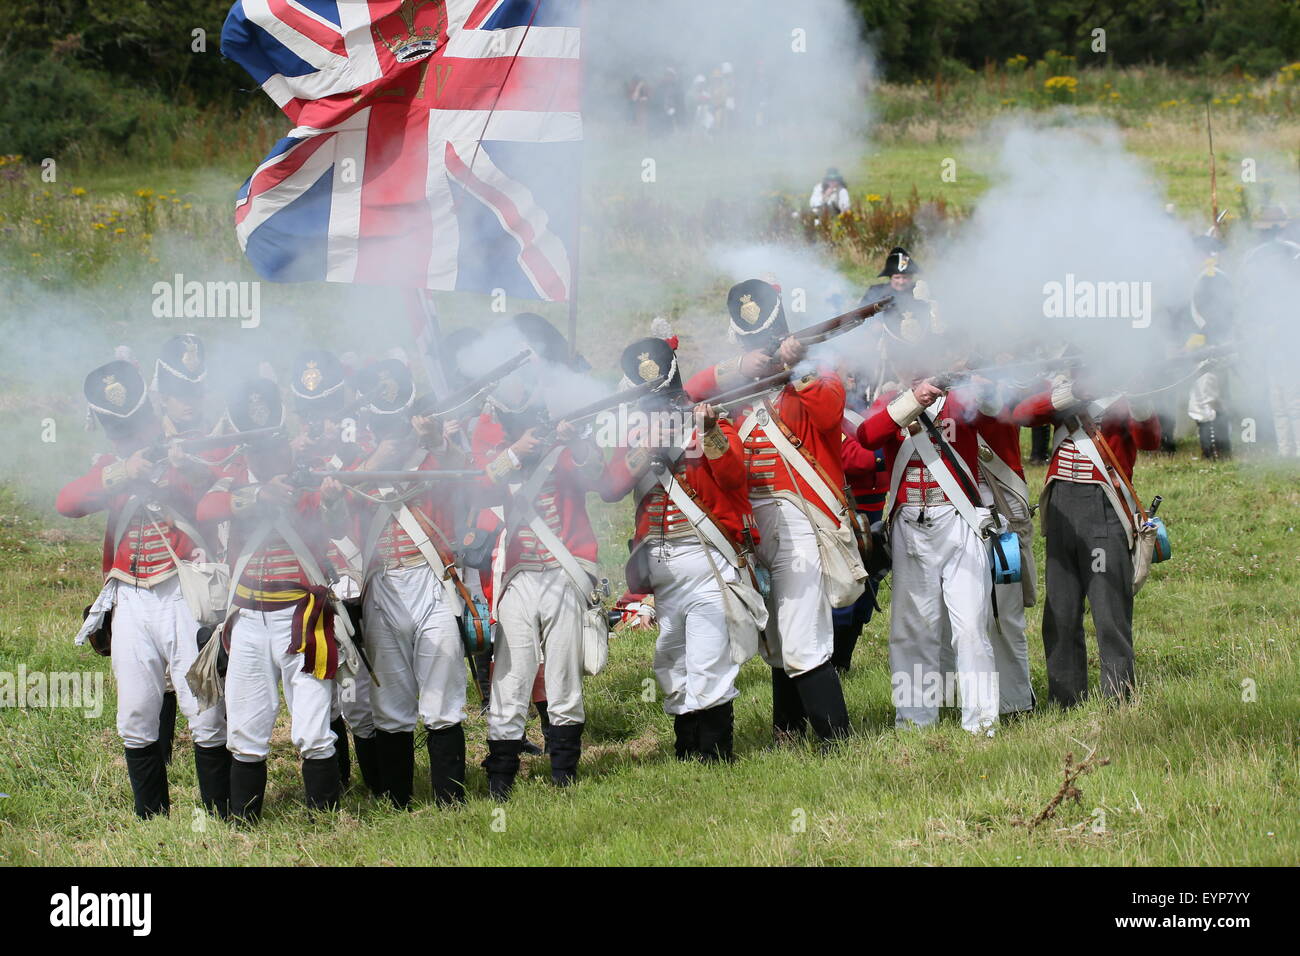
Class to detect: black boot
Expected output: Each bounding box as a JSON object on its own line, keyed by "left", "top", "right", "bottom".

{"left": 229, "top": 758, "right": 267, "bottom": 822}
{"left": 831, "top": 623, "right": 860, "bottom": 673}
{"left": 374, "top": 729, "right": 415, "bottom": 809}
{"left": 303, "top": 756, "right": 341, "bottom": 811}
{"left": 351, "top": 733, "right": 383, "bottom": 797}
{"left": 483, "top": 739, "right": 524, "bottom": 802}
{"left": 1199, "top": 420, "right": 1231, "bottom": 461}
{"left": 124, "top": 742, "right": 169, "bottom": 819}
{"left": 158, "top": 692, "right": 177, "bottom": 766}
{"left": 193, "top": 744, "right": 231, "bottom": 819}
{"left": 673, "top": 712, "right": 700, "bottom": 760}
{"left": 548, "top": 723, "right": 584, "bottom": 786}
{"left": 771, "top": 667, "right": 807, "bottom": 741}
{"left": 794, "top": 661, "right": 851, "bottom": 744}
{"left": 330, "top": 717, "right": 351, "bottom": 789}
{"left": 426, "top": 724, "right": 467, "bottom": 807}
{"left": 696, "top": 701, "right": 735, "bottom": 763}
{"left": 525, "top": 702, "right": 551, "bottom": 754}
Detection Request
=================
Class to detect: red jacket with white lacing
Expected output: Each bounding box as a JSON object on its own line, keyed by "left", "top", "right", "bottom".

{"left": 472, "top": 411, "right": 608, "bottom": 590}
{"left": 56, "top": 454, "right": 216, "bottom": 587}
{"left": 343, "top": 449, "right": 461, "bottom": 572}
{"left": 1010, "top": 391, "right": 1160, "bottom": 487}
{"left": 600, "top": 417, "right": 751, "bottom": 548}
{"left": 685, "top": 364, "right": 847, "bottom": 521}
{"left": 196, "top": 462, "right": 340, "bottom": 590}
{"left": 858, "top": 387, "right": 988, "bottom": 518}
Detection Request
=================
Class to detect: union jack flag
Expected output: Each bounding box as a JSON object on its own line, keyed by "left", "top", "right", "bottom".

{"left": 224, "top": 0, "right": 582, "bottom": 301}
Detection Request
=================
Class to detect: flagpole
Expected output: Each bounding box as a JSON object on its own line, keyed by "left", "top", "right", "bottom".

{"left": 566, "top": 0, "right": 588, "bottom": 361}
{"left": 412, "top": 288, "right": 450, "bottom": 398}
{"left": 419, "top": 1, "right": 543, "bottom": 402}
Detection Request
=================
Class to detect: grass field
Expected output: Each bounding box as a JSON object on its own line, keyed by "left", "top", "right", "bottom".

{"left": 1, "top": 448, "right": 1296, "bottom": 866}
{"left": 1, "top": 68, "right": 1297, "bottom": 866}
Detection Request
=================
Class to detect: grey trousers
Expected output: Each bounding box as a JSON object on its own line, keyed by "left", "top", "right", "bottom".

{"left": 1041, "top": 481, "right": 1135, "bottom": 706}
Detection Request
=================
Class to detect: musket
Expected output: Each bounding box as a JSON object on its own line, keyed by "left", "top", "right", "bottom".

{"left": 704, "top": 299, "right": 898, "bottom": 410}
{"left": 760, "top": 297, "right": 895, "bottom": 355}
{"left": 928, "top": 355, "right": 1080, "bottom": 391}
{"left": 146, "top": 426, "right": 286, "bottom": 462}
{"left": 411, "top": 349, "right": 534, "bottom": 419}
{"left": 302, "top": 469, "right": 484, "bottom": 485}
{"left": 538, "top": 376, "right": 669, "bottom": 433}
{"left": 709, "top": 370, "right": 793, "bottom": 412}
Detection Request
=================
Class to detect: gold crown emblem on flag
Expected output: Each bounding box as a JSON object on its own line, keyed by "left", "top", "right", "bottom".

{"left": 375, "top": 0, "right": 444, "bottom": 64}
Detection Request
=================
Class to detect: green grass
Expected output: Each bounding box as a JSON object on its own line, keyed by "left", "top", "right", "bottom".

{"left": 1, "top": 451, "right": 1296, "bottom": 866}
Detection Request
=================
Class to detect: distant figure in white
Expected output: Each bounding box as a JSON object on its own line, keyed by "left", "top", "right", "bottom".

{"left": 809, "top": 168, "right": 850, "bottom": 224}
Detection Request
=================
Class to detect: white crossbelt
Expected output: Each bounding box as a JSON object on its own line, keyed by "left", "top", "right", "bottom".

{"left": 1050, "top": 421, "right": 1138, "bottom": 546}
{"left": 976, "top": 435, "right": 1030, "bottom": 511}
{"left": 634, "top": 429, "right": 744, "bottom": 569}
{"left": 886, "top": 396, "right": 987, "bottom": 534}
{"left": 738, "top": 401, "right": 847, "bottom": 526}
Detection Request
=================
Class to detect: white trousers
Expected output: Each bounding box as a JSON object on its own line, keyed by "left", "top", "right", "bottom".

{"left": 1187, "top": 371, "right": 1222, "bottom": 423}
{"left": 490, "top": 567, "right": 584, "bottom": 740}
{"left": 111, "top": 577, "right": 226, "bottom": 748}
{"left": 752, "top": 497, "right": 833, "bottom": 677}
{"left": 364, "top": 563, "right": 465, "bottom": 733}
{"left": 889, "top": 504, "right": 998, "bottom": 734}
{"left": 225, "top": 605, "right": 336, "bottom": 761}
{"left": 648, "top": 537, "right": 740, "bottom": 715}
{"left": 332, "top": 664, "right": 375, "bottom": 738}
{"left": 943, "top": 512, "right": 1035, "bottom": 714}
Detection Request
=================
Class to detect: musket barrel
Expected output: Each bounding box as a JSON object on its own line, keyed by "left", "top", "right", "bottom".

{"left": 551, "top": 376, "right": 667, "bottom": 425}
{"left": 794, "top": 296, "right": 894, "bottom": 344}
{"left": 314, "top": 469, "right": 484, "bottom": 483}
{"left": 413, "top": 349, "right": 534, "bottom": 418}
{"left": 710, "top": 372, "right": 791, "bottom": 410}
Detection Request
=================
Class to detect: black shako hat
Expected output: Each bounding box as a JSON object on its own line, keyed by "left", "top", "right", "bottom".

{"left": 1190, "top": 267, "right": 1234, "bottom": 331}
{"left": 726, "top": 278, "right": 788, "bottom": 344}
{"left": 227, "top": 377, "right": 285, "bottom": 432}
{"left": 510, "top": 312, "right": 571, "bottom": 367}
{"left": 439, "top": 327, "right": 483, "bottom": 391}
{"left": 354, "top": 358, "right": 414, "bottom": 417}
{"left": 620, "top": 337, "right": 682, "bottom": 395}
{"left": 85, "top": 359, "right": 154, "bottom": 439}
{"left": 878, "top": 246, "right": 921, "bottom": 278}
{"left": 154, "top": 333, "right": 206, "bottom": 398}
{"left": 291, "top": 349, "right": 347, "bottom": 420}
